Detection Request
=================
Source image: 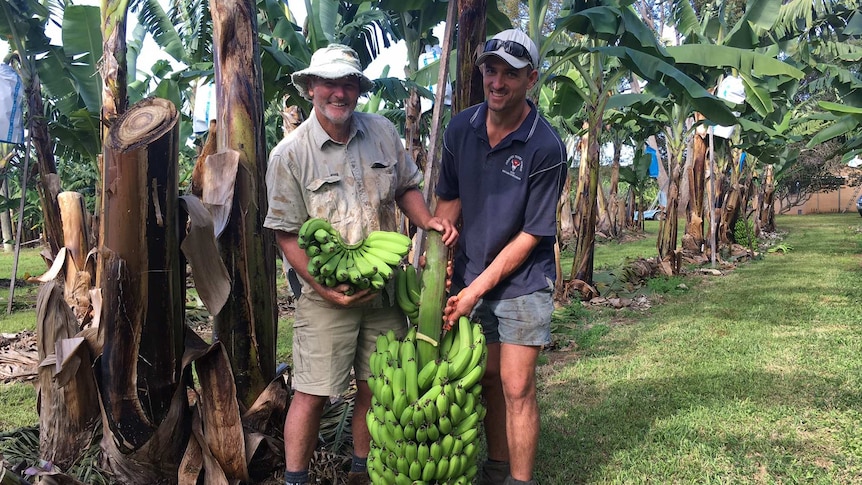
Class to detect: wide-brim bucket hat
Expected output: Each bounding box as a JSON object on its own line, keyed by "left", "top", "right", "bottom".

{"left": 291, "top": 44, "right": 375, "bottom": 100}
{"left": 475, "top": 29, "right": 539, "bottom": 70}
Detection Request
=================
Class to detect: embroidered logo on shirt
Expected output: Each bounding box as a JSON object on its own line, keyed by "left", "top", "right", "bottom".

{"left": 502, "top": 155, "right": 524, "bottom": 180}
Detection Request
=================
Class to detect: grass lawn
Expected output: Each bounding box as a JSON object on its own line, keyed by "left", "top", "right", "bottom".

{"left": 535, "top": 213, "right": 862, "bottom": 483}
{"left": 2, "top": 214, "right": 861, "bottom": 484}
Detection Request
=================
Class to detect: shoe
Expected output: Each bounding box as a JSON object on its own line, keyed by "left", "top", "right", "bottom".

{"left": 478, "top": 460, "right": 510, "bottom": 485}
{"left": 346, "top": 471, "right": 370, "bottom": 485}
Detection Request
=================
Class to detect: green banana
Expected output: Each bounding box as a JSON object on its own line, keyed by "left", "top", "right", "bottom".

{"left": 417, "top": 359, "right": 438, "bottom": 391}
{"left": 439, "top": 327, "right": 456, "bottom": 358}
{"left": 313, "top": 228, "right": 331, "bottom": 244}
{"left": 408, "top": 460, "right": 422, "bottom": 481}
{"left": 459, "top": 426, "right": 479, "bottom": 446}
{"left": 435, "top": 457, "right": 449, "bottom": 481}
{"left": 404, "top": 440, "right": 418, "bottom": 463}
{"left": 299, "top": 218, "right": 330, "bottom": 242}
{"left": 308, "top": 249, "right": 341, "bottom": 276}
{"left": 422, "top": 398, "right": 437, "bottom": 424}
{"left": 435, "top": 390, "right": 450, "bottom": 419}
{"left": 415, "top": 424, "right": 427, "bottom": 443}
{"left": 365, "top": 230, "right": 412, "bottom": 248}
{"left": 440, "top": 433, "right": 455, "bottom": 456}
{"left": 403, "top": 421, "right": 416, "bottom": 441}
{"left": 395, "top": 267, "right": 417, "bottom": 316}
{"left": 405, "top": 264, "right": 421, "bottom": 303}
{"left": 455, "top": 411, "right": 480, "bottom": 436}
{"left": 447, "top": 454, "right": 463, "bottom": 480}
{"left": 438, "top": 414, "right": 453, "bottom": 435}
{"left": 448, "top": 342, "right": 473, "bottom": 380}
{"left": 433, "top": 359, "right": 450, "bottom": 387}
{"left": 335, "top": 250, "right": 352, "bottom": 282}
{"left": 381, "top": 463, "right": 397, "bottom": 484}
{"left": 425, "top": 422, "right": 440, "bottom": 442}
{"left": 364, "top": 236, "right": 411, "bottom": 256}
{"left": 458, "top": 362, "right": 484, "bottom": 390}
{"left": 392, "top": 393, "right": 407, "bottom": 419}
{"left": 395, "top": 456, "right": 411, "bottom": 476}
{"left": 429, "top": 441, "right": 443, "bottom": 462}
{"left": 421, "top": 458, "right": 436, "bottom": 482}
{"left": 403, "top": 358, "right": 419, "bottom": 404}
{"left": 369, "top": 271, "right": 387, "bottom": 291}
{"left": 319, "top": 240, "right": 339, "bottom": 254}
{"left": 359, "top": 248, "right": 394, "bottom": 280}
{"left": 417, "top": 442, "right": 430, "bottom": 464}
{"left": 319, "top": 249, "right": 345, "bottom": 277}
{"left": 362, "top": 243, "right": 407, "bottom": 264}
{"left": 352, "top": 248, "right": 378, "bottom": 277}
{"left": 449, "top": 401, "right": 464, "bottom": 425}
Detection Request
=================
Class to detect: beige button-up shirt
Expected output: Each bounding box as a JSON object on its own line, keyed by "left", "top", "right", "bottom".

{"left": 264, "top": 110, "right": 421, "bottom": 301}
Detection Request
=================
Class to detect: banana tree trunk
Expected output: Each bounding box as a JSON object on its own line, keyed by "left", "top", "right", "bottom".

{"left": 607, "top": 137, "right": 622, "bottom": 239}
{"left": 682, "top": 127, "right": 707, "bottom": 252}
{"left": 211, "top": 0, "right": 276, "bottom": 407}
{"left": 25, "top": 68, "right": 63, "bottom": 257}
{"left": 457, "top": 0, "right": 486, "bottom": 109}
{"left": 657, "top": 110, "right": 686, "bottom": 274}
{"left": 98, "top": 98, "right": 186, "bottom": 482}
{"left": 570, "top": 118, "right": 600, "bottom": 285}
{"left": 100, "top": 0, "right": 129, "bottom": 130}
{"left": 718, "top": 151, "right": 743, "bottom": 246}
{"left": 759, "top": 164, "right": 775, "bottom": 233}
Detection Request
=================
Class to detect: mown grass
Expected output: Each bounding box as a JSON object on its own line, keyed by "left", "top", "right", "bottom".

{"left": 536, "top": 213, "right": 862, "bottom": 484}
{"left": 4, "top": 215, "right": 861, "bottom": 484}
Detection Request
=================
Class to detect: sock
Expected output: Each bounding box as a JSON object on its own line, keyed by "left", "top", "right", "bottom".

{"left": 284, "top": 469, "right": 309, "bottom": 485}
{"left": 504, "top": 476, "right": 537, "bottom": 485}
{"left": 350, "top": 454, "right": 368, "bottom": 473}
{"left": 485, "top": 458, "right": 510, "bottom": 469}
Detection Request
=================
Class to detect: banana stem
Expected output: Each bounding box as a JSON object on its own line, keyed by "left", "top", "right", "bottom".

{"left": 416, "top": 230, "right": 447, "bottom": 369}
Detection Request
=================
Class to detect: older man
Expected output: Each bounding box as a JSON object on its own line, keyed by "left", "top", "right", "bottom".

{"left": 264, "top": 44, "right": 455, "bottom": 485}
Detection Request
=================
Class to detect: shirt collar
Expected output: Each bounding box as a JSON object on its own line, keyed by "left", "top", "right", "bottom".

{"left": 308, "top": 109, "right": 365, "bottom": 148}
{"left": 470, "top": 100, "right": 539, "bottom": 146}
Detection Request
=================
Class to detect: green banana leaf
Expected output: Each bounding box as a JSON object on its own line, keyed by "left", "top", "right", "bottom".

{"left": 61, "top": 5, "right": 102, "bottom": 114}
{"left": 592, "top": 46, "right": 737, "bottom": 126}
{"left": 666, "top": 45, "right": 804, "bottom": 79}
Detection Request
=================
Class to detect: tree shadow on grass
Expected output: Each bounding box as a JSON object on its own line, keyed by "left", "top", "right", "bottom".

{"left": 536, "top": 367, "right": 862, "bottom": 484}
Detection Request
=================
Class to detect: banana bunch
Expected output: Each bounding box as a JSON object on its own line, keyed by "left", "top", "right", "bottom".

{"left": 297, "top": 218, "right": 411, "bottom": 294}
{"left": 394, "top": 265, "right": 422, "bottom": 322}
{"left": 366, "top": 317, "right": 487, "bottom": 485}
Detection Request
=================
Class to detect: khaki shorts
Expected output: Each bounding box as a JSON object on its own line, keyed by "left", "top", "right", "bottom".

{"left": 292, "top": 296, "right": 407, "bottom": 396}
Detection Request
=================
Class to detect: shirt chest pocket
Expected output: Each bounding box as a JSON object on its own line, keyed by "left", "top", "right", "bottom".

{"left": 369, "top": 160, "right": 396, "bottom": 202}
{"left": 305, "top": 174, "right": 344, "bottom": 223}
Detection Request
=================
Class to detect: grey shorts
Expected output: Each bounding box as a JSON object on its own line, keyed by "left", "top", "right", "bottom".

{"left": 469, "top": 280, "right": 554, "bottom": 347}
{"left": 292, "top": 296, "right": 407, "bottom": 396}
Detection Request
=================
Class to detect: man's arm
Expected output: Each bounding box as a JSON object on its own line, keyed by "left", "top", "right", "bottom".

{"left": 442, "top": 231, "right": 541, "bottom": 327}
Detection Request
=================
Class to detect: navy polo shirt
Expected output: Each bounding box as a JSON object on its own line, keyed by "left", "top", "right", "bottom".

{"left": 436, "top": 100, "right": 567, "bottom": 300}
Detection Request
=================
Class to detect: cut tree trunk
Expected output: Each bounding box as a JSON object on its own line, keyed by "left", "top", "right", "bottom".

{"left": 98, "top": 97, "right": 186, "bottom": 481}
{"left": 211, "top": 0, "right": 276, "bottom": 407}
{"left": 759, "top": 164, "right": 775, "bottom": 233}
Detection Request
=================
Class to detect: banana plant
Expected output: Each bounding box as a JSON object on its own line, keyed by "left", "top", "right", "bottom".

{"left": 552, "top": 1, "right": 738, "bottom": 283}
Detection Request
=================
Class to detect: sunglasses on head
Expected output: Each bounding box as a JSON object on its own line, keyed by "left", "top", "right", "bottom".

{"left": 483, "top": 39, "right": 532, "bottom": 66}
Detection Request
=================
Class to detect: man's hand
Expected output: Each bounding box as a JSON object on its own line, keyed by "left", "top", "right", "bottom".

{"left": 442, "top": 287, "right": 479, "bottom": 331}
{"left": 425, "top": 216, "right": 459, "bottom": 247}
{"left": 317, "top": 284, "right": 377, "bottom": 307}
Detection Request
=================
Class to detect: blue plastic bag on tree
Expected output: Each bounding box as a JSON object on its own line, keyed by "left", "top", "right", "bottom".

{"left": 0, "top": 64, "right": 24, "bottom": 145}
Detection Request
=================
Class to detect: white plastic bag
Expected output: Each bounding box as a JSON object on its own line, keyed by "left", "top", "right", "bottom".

{"left": 0, "top": 64, "right": 24, "bottom": 145}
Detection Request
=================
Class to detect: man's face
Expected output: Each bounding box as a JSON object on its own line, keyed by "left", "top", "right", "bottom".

{"left": 308, "top": 76, "right": 361, "bottom": 127}
{"left": 481, "top": 57, "right": 537, "bottom": 115}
